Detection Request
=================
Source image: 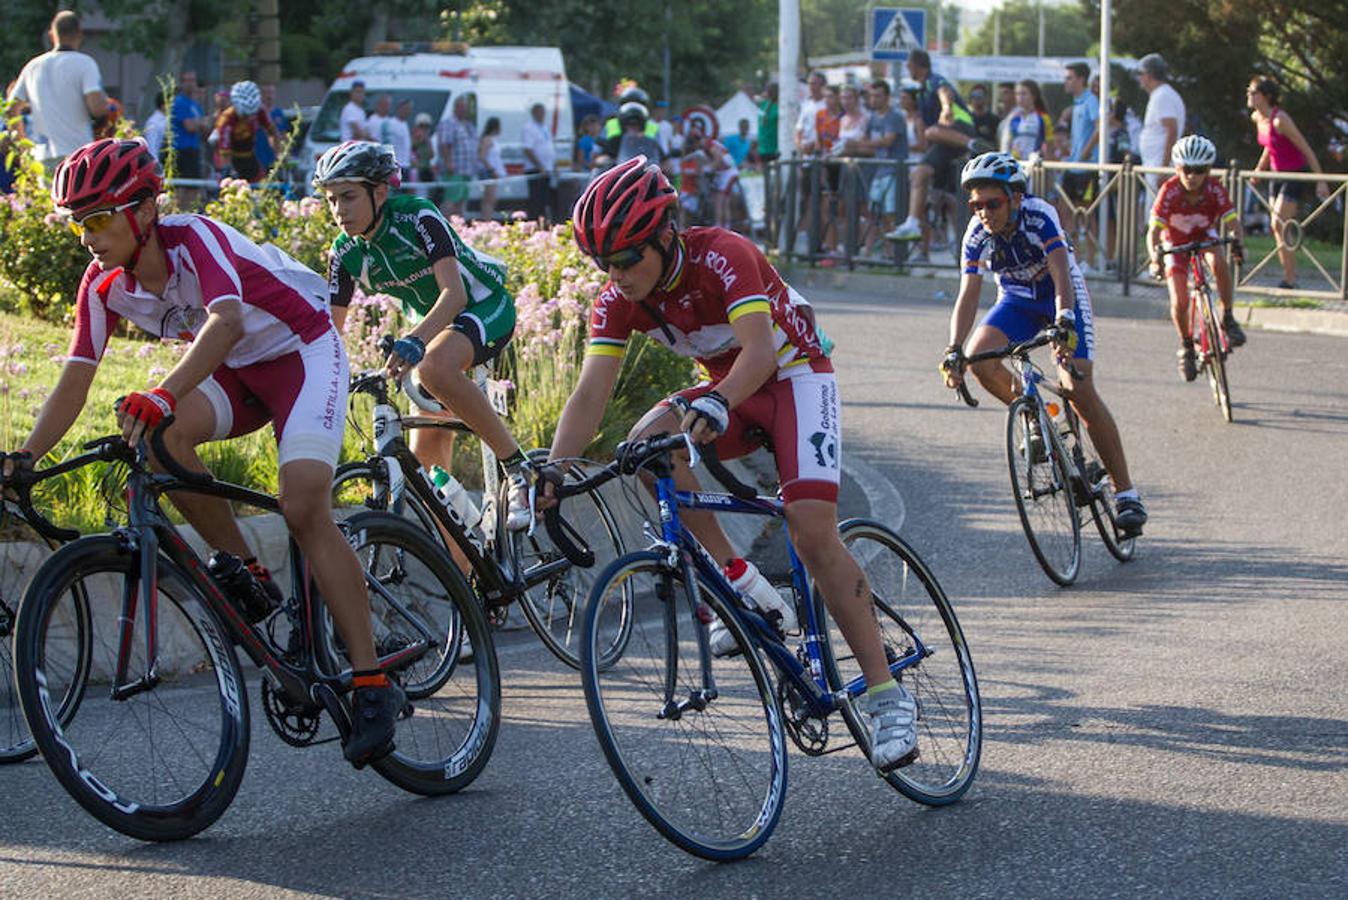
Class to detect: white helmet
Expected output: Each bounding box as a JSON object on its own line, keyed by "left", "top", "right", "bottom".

{"left": 960, "top": 151, "right": 1027, "bottom": 193}
{"left": 1172, "top": 134, "right": 1217, "bottom": 168}
{"left": 230, "top": 80, "right": 262, "bottom": 116}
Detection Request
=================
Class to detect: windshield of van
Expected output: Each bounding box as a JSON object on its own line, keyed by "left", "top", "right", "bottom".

{"left": 310, "top": 90, "right": 452, "bottom": 144}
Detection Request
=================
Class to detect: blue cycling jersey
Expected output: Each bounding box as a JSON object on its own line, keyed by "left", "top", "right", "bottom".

{"left": 962, "top": 196, "right": 1077, "bottom": 307}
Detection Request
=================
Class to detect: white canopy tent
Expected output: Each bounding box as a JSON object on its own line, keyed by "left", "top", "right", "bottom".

{"left": 716, "top": 90, "right": 762, "bottom": 140}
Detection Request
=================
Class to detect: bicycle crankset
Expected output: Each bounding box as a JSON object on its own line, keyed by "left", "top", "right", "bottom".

{"left": 261, "top": 679, "right": 324, "bottom": 747}
{"left": 777, "top": 678, "right": 830, "bottom": 756}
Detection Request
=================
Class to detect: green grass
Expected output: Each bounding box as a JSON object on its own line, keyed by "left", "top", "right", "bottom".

{"left": 1242, "top": 234, "right": 1343, "bottom": 275}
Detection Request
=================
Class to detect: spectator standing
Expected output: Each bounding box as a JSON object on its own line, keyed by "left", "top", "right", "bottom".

{"left": 142, "top": 91, "right": 168, "bottom": 161}
{"left": 409, "top": 111, "right": 442, "bottom": 206}
{"left": 169, "top": 70, "right": 205, "bottom": 204}
{"left": 899, "top": 87, "right": 926, "bottom": 163}
{"left": 388, "top": 99, "right": 413, "bottom": 175}
{"left": 813, "top": 86, "right": 845, "bottom": 260}
{"left": 6, "top": 11, "right": 108, "bottom": 172}
{"left": 521, "top": 102, "right": 557, "bottom": 221}
{"left": 478, "top": 116, "right": 505, "bottom": 221}
{"left": 1247, "top": 76, "right": 1332, "bottom": 289}
{"left": 722, "top": 118, "right": 753, "bottom": 168}
{"left": 858, "top": 79, "right": 907, "bottom": 255}
{"left": 1057, "top": 63, "right": 1100, "bottom": 259}
{"left": 794, "top": 71, "right": 828, "bottom": 154}
{"left": 653, "top": 101, "right": 674, "bottom": 157}
{"left": 366, "top": 94, "right": 394, "bottom": 145}
{"left": 967, "top": 84, "right": 999, "bottom": 149}
{"left": 575, "top": 114, "right": 601, "bottom": 168}
{"left": 1136, "top": 53, "right": 1185, "bottom": 191}
{"left": 254, "top": 84, "right": 289, "bottom": 171}
{"left": 757, "top": 82, "right": 779, "bottom": 163}
{"left": 436, "top": 95, "right": 478, "bottom": 216}
{"left": 1002, "top": 79, "right": 1052, "bottom": 160}
{"left": 340, "top": 81, "right": 369, "bottom": 142}
{"left": 995, "top": 81, "right": 1017, "bottom": 149}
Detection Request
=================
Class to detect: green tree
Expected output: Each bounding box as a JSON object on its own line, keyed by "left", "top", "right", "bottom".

{"left": 0, "top": 2, "right": 61, "bottom": 86}
{"left": 963, "top": 0, "right": 1095, "bottom": 57}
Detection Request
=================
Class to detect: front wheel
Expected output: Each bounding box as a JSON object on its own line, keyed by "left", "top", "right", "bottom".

{"left": 1006, "top": 397, "right": 1081, "bottom": 585}
{"left": 817, "top": 520, "right": 982, "bottom": 806}
{"left": 13, "top": 537, "right": 249, "bottom": 841}
{"left": 1198, "top": 287, "right": 1234, "bottom": 423}
{"left": 342, "top": 512, "right": 501, "bottom": 797}
{"left": 580, "top": 550, "right": 788, "bottom": 861}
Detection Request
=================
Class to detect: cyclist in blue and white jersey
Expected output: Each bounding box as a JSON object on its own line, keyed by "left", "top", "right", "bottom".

{"left": 939, "top": 152, "right": 1147, "bottom": 535}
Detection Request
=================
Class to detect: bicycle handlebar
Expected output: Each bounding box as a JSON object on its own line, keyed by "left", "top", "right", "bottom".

{"left": 147, "top": 418, "right": 215, "bottom": 487}
{"left": 951, "top": 329, "right": 1083, "bottom": 407}
{"left": 1161, "top": 236, "right": 1237, "bottom": 257}
{"left": 4, "top": 435, "right": 133, "bottom": 542}
{"left": 541, "top": 431, "right": 761, "bottom": 567}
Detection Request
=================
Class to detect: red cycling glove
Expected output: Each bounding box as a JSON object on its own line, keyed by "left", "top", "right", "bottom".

{"left": 117, "top": 387, "right": 177, "bottom": 428}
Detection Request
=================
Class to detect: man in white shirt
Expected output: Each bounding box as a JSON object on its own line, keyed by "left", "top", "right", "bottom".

{"left": 339, "top": 81, "right": 369, "bottom": 142}
{"left": 387, "top": 99, "right": 414, "bottom": 177}
{"left": 521, "top": 102, "right": 557, "bottom": 221}
{"left": 1137, "top": 53, "right": 1185, "bottom": 192}
{"left": 142, "top": 91, "right": 169, "bottom": 160}
{"left": 365, "top": 93, "right": 392, "bottom": 145}
{"left": 794, "top": 71, "right": 827, "bottom": 153}
{"left": 6, "top": 11, "right": 108, "bottom": 171}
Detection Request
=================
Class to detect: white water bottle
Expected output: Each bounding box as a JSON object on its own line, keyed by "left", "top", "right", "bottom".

{"left": 724, "top": 558, "right": 798, "bottom": 635}
{"left": 430, "top": 466, "right": 481, "bottom": 530}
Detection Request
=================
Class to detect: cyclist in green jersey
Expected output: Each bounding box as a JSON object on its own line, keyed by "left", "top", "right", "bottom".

{"left": 314, "top": 141, "right": 532, "bottom": 529}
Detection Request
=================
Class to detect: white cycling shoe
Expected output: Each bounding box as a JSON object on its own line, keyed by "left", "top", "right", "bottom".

{"left": 862, "top": 683, "right": 920, "bottom": 771}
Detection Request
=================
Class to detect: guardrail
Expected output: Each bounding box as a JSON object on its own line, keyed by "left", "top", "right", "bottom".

{"left": 766, "top": 155, "right": 1347, "bottom": 302}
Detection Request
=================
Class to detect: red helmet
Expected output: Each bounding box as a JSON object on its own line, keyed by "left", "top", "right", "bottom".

{"left": 52, "top": 138, "right": 162, "bottom": 218}
{"left": 572, "top": 155, "right": 675, "bottom": 258}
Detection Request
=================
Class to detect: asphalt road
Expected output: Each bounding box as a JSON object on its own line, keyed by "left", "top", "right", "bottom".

{"left": 2, "top": 284, "right": 1345, "bottom": 899}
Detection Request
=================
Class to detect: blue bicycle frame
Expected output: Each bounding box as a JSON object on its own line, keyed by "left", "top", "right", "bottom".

{"left": 649, "top": 460, "right": 932, "bottom": 719}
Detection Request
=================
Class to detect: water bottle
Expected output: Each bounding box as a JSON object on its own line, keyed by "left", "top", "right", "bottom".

{"left": 724, "top": 558, "right": 798, "bottom": 635}
{"left": 1046, "top": 400, "right": 1072, "bottom": 437}
{"left": 430, "top": 465, "right": 481, "bottom": 530}
{"left": 207, "top": 551, "right": 280, "bottom": 624}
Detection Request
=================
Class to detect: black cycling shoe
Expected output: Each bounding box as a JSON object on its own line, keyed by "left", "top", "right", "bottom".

{"left": 1222, "top": 313, "right": 1247, "bottom": 348}
{"left": 343, "top": 680, "right": 406, "bottom": 767}
{"left": 1114, "top": 496, "right": 1148, "bottom": 536}
{"left": 1177, "top": 345, "right": 1198, "bottom": 382}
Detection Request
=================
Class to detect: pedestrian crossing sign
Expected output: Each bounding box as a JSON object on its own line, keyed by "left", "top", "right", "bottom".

{"left": 871, "top": 8, "right": 926, "bottom": 62}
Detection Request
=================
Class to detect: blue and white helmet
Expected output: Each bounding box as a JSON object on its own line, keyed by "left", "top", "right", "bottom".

{"left": 230, "top": 80, "right": 262, "bottom": 116}
{"left": 960, "top": 151, "right": 1027, "bottom": 193}
{"left": 1172, "top": 134, "right": 1217, "bottom": 168}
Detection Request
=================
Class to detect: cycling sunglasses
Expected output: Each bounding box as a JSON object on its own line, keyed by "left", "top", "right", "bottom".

{"left": 66, "top": 200, "right": 139, "bottom": 236}
{"left": 968, "top": 197, "right": 1007, "bottom": 213}
{"left": 592, "top": 244, "right": 647, "bottom": 272}
{"left": 1181, "top": 165, "right": 1210, "bottom": 176}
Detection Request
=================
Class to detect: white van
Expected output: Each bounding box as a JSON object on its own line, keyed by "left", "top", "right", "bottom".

{"left": 299, "top": 42, "right": 573, "bottom": 201}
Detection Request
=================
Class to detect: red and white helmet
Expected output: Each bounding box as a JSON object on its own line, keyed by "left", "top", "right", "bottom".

{"left": 572, "top": 155, "right": 676, "bottom": 258}
{"left": 51, "top": 138, "right": 162, "bottom": 218}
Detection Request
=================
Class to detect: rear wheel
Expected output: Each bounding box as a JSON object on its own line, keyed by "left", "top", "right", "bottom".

{"left": 817, "top": 520, "right": 981, "bottom": 806}
{"left": 342, "top": 512, "right": 501, "bottom": 796}
{"left": 1, "top": 508, "right": 91, "bottom": 764}
{"left": 1061, "top": 417, "right": 1135, "bottom": 563}
{"left": 1006, "top": 397, "right": 1081, "bottom": 585}
{"left": 508, "top": 453, "right": 630, "bottom": 670}
{"left": 14, "top": 537, "right": 249, "bottom": 841}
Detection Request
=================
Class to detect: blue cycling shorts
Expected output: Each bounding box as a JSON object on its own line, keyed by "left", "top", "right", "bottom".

{"left": 980, "top": 266, "right": 1095, "bottom": 361}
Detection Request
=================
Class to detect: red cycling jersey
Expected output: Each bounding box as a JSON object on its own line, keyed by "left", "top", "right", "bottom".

{"left": 1150, "top": 175, "right": 1237, "bottom": 246}
{"left": 586, "top": 226, "right": 831, "bottom": 383}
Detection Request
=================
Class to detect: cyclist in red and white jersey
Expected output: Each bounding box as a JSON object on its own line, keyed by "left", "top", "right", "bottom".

{"left": 0, "top": 138, "right": 402, "bottom": 766}
{"left": 540, "top": 156, "right": 920, "bottom": 772}
{"left": 1147, "top": 135, "right": 1247, "bottom": 382}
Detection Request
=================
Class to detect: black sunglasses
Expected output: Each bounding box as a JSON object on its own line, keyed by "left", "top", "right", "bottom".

{"left": 1181, "top": 165, "right": 1210, "bottom": 176}
{"left": 968, "top": 197, "right": 1007, "bottom": 213}
{"left": 592, "top": 244, "right": 647, "bottom": 272}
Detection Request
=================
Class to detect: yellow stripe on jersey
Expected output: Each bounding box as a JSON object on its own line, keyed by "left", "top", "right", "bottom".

{"left": 726, "top": 296, "right": 771, "bottom": 323}
{"left": 586, "top": 338, "right": 627, "bottom": 358}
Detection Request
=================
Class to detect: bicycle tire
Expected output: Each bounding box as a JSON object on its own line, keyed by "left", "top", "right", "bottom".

{"left": 1066, "top": 420, "right": 1137, "bottom": 563}
{"left": 1198, "top": 286, "right": 1234, "bottom": 423}
{"left": 1, "top": 509, "right": 92, "bottom": 764}
{"left": 1006, "top": 397, "right": 1081, "bottom": 586}
{"left": 580, "top": 550, "right": 788, "bottom": 861}
{"left": 13, "top": 536, "right": 249, "bottom": 841}
{"left": 332, "top": 460, "right": 445, "bottom": 540}
{"left": 508, "top": 453, "right": 631, "bottom": 671}
{"left": 817, "top": 519, "right": 981, "bottom": 806}
{"left": 342, "top": 512, "right": 501, "bottom": 797}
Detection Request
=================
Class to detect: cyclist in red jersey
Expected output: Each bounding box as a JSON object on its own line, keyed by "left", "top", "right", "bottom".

{"left": 540, "top": 156, "right": 920, "bottom": 772}
{"left": 0, "top": 139, "right": 402, "bottom": 766}
{"left": 1146, "top": 135, "right": 1247, "bottom": 382}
